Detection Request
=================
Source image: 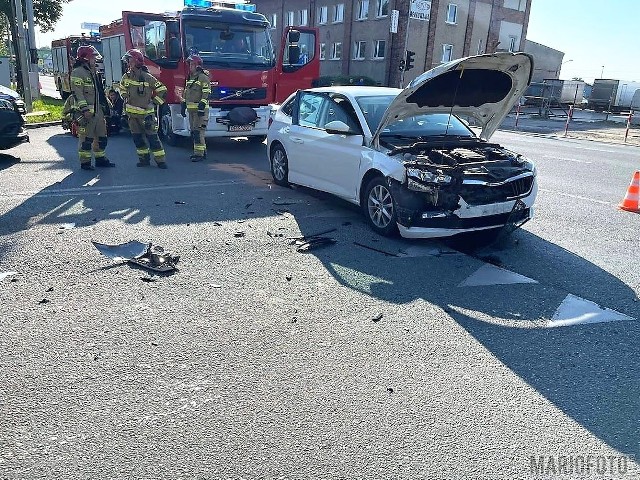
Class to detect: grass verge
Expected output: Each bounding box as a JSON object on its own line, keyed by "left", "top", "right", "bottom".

{"left": 26, "top": 96, "right": 64, "bottom": 123}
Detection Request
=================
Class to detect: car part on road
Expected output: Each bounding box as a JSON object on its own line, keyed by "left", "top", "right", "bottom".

{"left": 295, "top": 236, "right": 337, "bottom": 253}
{"left": 287, "top": 228, "right": 337, "bottom": 242}
{"left": 92, "top": 241, "right": 179, "bottom": 273}
{"left": 353, "top": 242, "right": 400, "bottom": 257}
{"left": 0, "top": 271, "right": 17, "bottom": 282}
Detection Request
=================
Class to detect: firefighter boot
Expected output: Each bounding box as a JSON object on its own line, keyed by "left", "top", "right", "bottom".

{"left": 95, "top": 158, "right": 116, "bottom": 167}
{"left": 137, "top": 153, "right": 151, "bottom": 167}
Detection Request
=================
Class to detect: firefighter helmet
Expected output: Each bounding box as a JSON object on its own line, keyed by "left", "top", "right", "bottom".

{"left": 122, "top": 49, "right": 145, "bottom": 68}
{"left": 76, "top": 45, "right": 102, "bottom": 62}
{"left": 186, "top": 53, "right": 203, "bottom": 67}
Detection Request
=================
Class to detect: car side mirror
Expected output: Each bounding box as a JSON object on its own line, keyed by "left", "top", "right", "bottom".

{"left": 325, "top": 120, "right": 357, "bottom": 135}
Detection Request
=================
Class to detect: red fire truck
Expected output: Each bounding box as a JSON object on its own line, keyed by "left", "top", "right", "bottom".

{"left": 99, "top": 1, "right": 319, "bottom": 143}
{"left": 51, "top": 34, "right": 103, "bottom": 100}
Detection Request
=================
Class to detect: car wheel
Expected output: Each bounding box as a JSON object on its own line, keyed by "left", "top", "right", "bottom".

{"left": 363, "top": 177, "right": 398, "bottom": 236}
{"left": 270, "top": 143, "right": 289, "bottom": 187}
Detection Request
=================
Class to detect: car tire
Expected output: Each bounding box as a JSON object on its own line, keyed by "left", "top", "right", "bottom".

{"left": 363, "top": 176, "right": 398, "bottom": 236}
{"left": 270, "top": 143, "right": 289, "bottom": 187}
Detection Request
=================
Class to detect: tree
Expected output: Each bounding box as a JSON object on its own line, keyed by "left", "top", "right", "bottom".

{"left": 0, "top": 0, "right": 70, "bottom": 34}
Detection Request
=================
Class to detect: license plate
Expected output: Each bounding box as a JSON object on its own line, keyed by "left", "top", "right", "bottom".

{"left": 228, "top": 124, "right": 252, "bottom": 132}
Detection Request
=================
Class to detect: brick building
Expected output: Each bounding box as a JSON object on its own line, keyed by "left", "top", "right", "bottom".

{"left": 253, "top": 0, "right": 532, "bottom": 87}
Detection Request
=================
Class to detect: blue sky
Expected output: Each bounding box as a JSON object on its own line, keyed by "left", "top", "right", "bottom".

{"left": 38, "top": 0, "right": 640, "bottom": 84}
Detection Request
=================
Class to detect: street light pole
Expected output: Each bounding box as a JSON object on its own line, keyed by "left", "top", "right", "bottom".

{"left": 601, "top": 65, "right": 604, "bottom": 78}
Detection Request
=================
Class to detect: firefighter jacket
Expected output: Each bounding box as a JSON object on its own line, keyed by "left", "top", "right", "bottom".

{"left": 70, "top": 63, "right": 109, "bottom": 115}
{"left": 118, "top": 68, "right": 167, "bottom": 118}
{"left": 184, "top": 69, "right": 211, "bottom": 112}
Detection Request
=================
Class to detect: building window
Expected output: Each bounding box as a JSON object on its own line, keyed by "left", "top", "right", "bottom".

{"left": 298, "top": 9, "right": 308, "bottom": 26}
{"left": 373, "top": 40, "right": 386, "bottom": 59}
{"left": 353, "top": 41, "right": 366, "bottom": 60}
{"left": 317, "top": 6, "right": 328, "bottom": 24}
{"left": 442, "top": 44, "right": 453, "bottom": 62}
{"left": 286, "top": 11, "right": 294, "bottom": 26}
{"left": 320, "top": 43, "right": 326, "bottom": 60}
{"left": 509, "top": 35, "right": 518, "bottom": 52}
{"left": 356, "top": 0, "right": 369, "bottom": 20}
{"left": 446, "top": 4, "right": 457, "bottom": 24}
{"left": 269, "top": 13, "right": 277, "bottom": 28}
{"left": 376, "top": 0, "right": 389, "bottom": 17}
{"left": 331, "top": 42, "right": 342, "bottom": 60}
{"left": 334, "top": 3, "right": 344, "bottom": 23}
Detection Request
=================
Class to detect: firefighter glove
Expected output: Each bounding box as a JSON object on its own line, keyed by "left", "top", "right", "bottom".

{"left": 197, "top": 101, "right": 206, "bottom": 117}
{"left": 144, "top": 115, "right": 154, "bottom": 130}
{"left": 180, "top": 101, "right": 187, "bottom": 117}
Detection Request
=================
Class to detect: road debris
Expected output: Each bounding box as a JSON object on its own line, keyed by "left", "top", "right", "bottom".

{"left": 354, "top": 242, "right": 400, "bottom": 257}
{"left": 174, "top": 201, "right": 186, "bottom": 205}
{"left": 286, "top": 276, "right": 292, "bottom": 281}
{"left": 92, "top": 241, "right": 180, "bottom": 273}
{"left": 59, "top": 223, "right": 76, "bottom": 230}
{"left": 372, "top": 313, "right": 383, "bottom": 322}
{"left": 141, "top": 277, "right": 157, "bottom": 283}
{"left": 387, "top": 387, "right": 394, "bottom": 394}
{"left": 234, "top": 231, "right": 246, "bottom": 238}
{"left": 38, "top": 299, "right": 50, "bottom": 304}
{"left": 273, "top": 198, "right": 305, "bottom": 206}
{"left": 213, "top": 222, "right": 223, "bottom": 226}
{"left": 295, "top": 237, "right": 337, "bottom": 253}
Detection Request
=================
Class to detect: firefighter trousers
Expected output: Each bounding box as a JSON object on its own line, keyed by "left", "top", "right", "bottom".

{"left": 128, "top": 115, "right": 166, "bottom": 165}
{"left": 189, "top": 110, "right": 208, "bottom": 157}
{"left": 77, "top": 109, "right": 108, "bottom": 166}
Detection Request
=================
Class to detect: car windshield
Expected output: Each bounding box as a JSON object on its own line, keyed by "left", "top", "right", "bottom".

{"left": 183, "top": 22, "right": 275, "bottom": 69}
{"left": 355, "top": 95, "right": 475, "bottom": 138}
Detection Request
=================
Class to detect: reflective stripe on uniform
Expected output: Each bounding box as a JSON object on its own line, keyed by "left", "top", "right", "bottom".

{"left": 121, "top": 79, "right": 151, "bottom": 87}
{"left": 186, "top": 102, "right": 199, "bottom": 110}
{"left": 194, "top": 144, "right": 206, "bottom": 152}
{"left": 154, "top": 84, "right": 167, "bottom": 93}
{"left": 94, "top": 150, "right": 105, "bottom": 158}
{"left": 153, "top": 96, "right": 164, "bottom": 105}
{"left": 79, "top": 150, "right": 92, "bottom": 159}
{"left": 136, "top": 148, "right": 150, "bottom": 155}
{"left": 126, "top": 104, "right": 154, "bottom": 115}
{"left": 152, "top": 149, "right": 165, "bottom": 157}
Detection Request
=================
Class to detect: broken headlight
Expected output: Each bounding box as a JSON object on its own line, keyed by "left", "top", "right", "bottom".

{"left": 406, "top": 168, "right": 453, "bottom": 185}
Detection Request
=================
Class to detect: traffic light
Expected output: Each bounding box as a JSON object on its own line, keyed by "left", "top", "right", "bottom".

{"left": 405, "top": 50, "right": 415, "bottom": 71}
{"left": 398, "top": 60, "right": 406, "bottom": 71}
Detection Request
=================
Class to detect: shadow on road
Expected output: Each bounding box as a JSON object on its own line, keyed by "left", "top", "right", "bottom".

{"left": 0, "top": 152, "right": 21, "bottom": 171}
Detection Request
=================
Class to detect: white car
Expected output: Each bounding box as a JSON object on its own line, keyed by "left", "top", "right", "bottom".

{"left": 266, "top": 52, "right": 537, "bottom": 238}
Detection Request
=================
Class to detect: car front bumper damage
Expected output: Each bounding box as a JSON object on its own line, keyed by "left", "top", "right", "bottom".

{"left": 389, "top": 175, "right": 538, "bottom": 239}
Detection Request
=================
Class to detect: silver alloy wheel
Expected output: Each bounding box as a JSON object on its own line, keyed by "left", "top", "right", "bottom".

{"left": 272, "top": 148, "right": 286, "bottom": 181}
{"left": 367, "top": 184, "right": 394, "bottom": 228}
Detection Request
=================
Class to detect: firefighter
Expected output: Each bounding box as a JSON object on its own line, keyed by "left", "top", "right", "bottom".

{"left": 119, "top": 49, "right": 168, "bottom": 168}
{"left": 181, "top": 53, "right": 211, "bottom": 161}
{"left": 70, "top": 45, "right": 114, "bottom": 170}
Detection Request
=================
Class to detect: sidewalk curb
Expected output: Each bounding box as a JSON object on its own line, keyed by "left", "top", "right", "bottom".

{"left": 25, "top": 121, "right": 61, "bottom": 129}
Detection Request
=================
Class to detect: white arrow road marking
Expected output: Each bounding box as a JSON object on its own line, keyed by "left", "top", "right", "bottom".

{"left": 547, "top": 294, "right": 635, "bottom": 327}
{"left": 458, "top": 263, "right": 538, "bottom": 287}
{"left": 0, "top": 272, "right": 17, "bottom": 282}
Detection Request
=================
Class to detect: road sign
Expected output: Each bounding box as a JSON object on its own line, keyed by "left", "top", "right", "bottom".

{"left": 390, "top": 9, "right": 399, "bottom": 33}
{"left": 410, "top": 0, "right": 431, "bottom": 21}
{"left": 81, "top": 22, "right": 101, "bottom": 31}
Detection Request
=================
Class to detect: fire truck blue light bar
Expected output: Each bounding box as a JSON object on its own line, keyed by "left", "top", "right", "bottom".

{"left": 184, "top": 0, "right": 256, "bottom": 11}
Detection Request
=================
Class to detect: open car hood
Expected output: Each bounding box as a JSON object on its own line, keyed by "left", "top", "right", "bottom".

{"left": 373, "top": 52, "right": 533, "bottom": 145}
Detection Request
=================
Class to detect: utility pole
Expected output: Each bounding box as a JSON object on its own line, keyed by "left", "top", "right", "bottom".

{"left": 12, "top": 0, "right": 32, "bottom": 111}
{"left": 25, "top": 0, "right": 40, "bottom": 99}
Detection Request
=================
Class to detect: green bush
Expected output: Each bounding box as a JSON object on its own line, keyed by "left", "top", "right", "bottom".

{"left": 313, "top": 75, "right": 379, "bottom": 87}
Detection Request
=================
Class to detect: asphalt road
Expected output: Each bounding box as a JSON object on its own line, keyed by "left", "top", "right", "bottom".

{"left": 0, "top": 127, "right": 638, "bottom": 479}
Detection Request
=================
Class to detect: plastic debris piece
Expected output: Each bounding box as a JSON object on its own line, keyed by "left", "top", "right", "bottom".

{"left": 92, "top": 240, "right": 149, "bottom": 262}
{"left": 288, "top": 228, "right": 337, "bottom": 243}
{"left": 128, "top": 245, "right": 180, "bottom": 273}
{"left": 273, "top": 198, "right": 305, "bottom": 205}
{"left": 296, "top": 237, "right": 337, "bottom": 253}
{"left": 174, "top": 201, "right": 186, "bottom": 205}
{"left": 372, "top": 313, "right": 383, "bottom": 322}
{"left": 0, "top": 272, "right": 17, "bottom": 282}
{"left": 59, "top": 223, "right": 76, "bottom": 230}
{"left": 234, "top": 231, "right": 245, "bottom": 238}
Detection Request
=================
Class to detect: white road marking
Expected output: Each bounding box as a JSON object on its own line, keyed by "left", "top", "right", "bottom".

{"left": 539, "top": 188, "right": 615, "bottom": 206}
{"left": 542, "top": 155, "right": 592, "bottom": 164}
{"left": 458, "top": 263, "right": 538, "bottom": 287}
{"left": 2, "top": 180, "right": 246, "bottom": 198}
{"left": 547, "top": 294, "right": 635, "bottom": 327}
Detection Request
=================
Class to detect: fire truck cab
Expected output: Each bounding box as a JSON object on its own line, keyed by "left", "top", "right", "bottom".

{"left": 99, "top": 1, "right": 319, "bottom": 143}
{"left": 51, "top": 34, "right": 103, "bottom": 100}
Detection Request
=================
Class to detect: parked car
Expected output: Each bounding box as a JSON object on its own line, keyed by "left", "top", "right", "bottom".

{"left": 266, "top": 52, "right": 536, "bottom": 239}
{"left": 0, "top": 99, "right": 29, "bottom": 150}
{"left": 0, "top": 85, "right": 27, "bottom": 115}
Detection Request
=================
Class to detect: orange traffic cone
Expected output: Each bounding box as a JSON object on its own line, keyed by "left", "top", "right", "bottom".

{"left": 619, "top": 171, "right": 640, "bottom": 213}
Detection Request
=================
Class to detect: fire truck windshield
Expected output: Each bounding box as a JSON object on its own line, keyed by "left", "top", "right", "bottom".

{"left": 183, "top": 22, "right": 275, "bottom": 69}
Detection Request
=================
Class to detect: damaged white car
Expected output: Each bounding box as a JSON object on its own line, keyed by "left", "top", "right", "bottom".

{"left": 266, "top": 52, "right": 536, "bottom": 238}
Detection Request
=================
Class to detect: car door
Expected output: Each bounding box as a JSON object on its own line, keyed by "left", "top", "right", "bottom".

{"left": 289, "top": 92, "right": 365, "bottom": 200}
